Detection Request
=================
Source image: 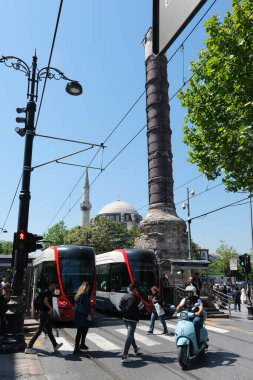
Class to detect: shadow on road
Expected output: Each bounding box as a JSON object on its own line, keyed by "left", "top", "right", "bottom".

{"left": 188, "top": 350, "right": 239, "bottom": 370}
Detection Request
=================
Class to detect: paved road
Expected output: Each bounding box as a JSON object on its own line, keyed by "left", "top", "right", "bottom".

{"left": 36, "top": 305, "right": 253, "bottom": 380}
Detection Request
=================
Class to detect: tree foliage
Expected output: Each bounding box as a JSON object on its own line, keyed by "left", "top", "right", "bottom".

{"left": 0, "top": 241, "right": 12, "bottom": 255}
{"left": 64, "top": 219, "right": 140, "bottom": 255}
{"left": 44, "top": 220, "right": 68, "bottom": 247}
{"left": 178, "top": 0, "right": 253, "bottom": 192}
{"left": 209, "top": 244, "right": 238, "bottom": 276}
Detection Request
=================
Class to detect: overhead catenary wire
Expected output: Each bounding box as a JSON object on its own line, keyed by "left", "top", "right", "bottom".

{"left": 44, "top": 2, "right": 221, "bottom": 229}
{"left": 34, "top": 0, "right": 64, "bottom": 131}
{"left": 45, "top": 6, "right": 253, "bottom": 229}
{"left": 188, "top": 196, "right": 250, "bottom": 222}
{"left": 0, "top": 174, "right": 22, "bottom": 235}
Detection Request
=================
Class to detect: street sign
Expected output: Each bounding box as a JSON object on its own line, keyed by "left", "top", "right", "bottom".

{"left": 153, "top": 0, "right": 208, "bottom": 55}
{"left": 230, "top": 259, "right": 238, "bottom": 271}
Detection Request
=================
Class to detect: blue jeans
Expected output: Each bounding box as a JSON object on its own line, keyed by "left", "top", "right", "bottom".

{"left": 193, "top": 316, "right": 204, "bottom": 346}
{"left": 123, "top": 320, "right": 138, "bottom": 356}
{"left": 149, "top": 311, "right": 168, "bottom": 333}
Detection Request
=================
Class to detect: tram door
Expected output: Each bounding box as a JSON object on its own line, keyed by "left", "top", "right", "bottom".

{"left": 110, "top": 263, "right": 131, "bottom": 310}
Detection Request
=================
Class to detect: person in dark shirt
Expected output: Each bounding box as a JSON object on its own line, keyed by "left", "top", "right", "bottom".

{"left": 233, "top": 287, "right": 241, "bottom": 312}
{"left": 119, "top": 283, "right": 146, "bottom": 363}
{"left": 25, "top": 282, "right": 63, "bottom": 354}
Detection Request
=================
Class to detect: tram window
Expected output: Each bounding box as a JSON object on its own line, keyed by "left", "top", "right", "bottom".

{"left": 110, "top": 263, "right": 130, "bottom": 293}
{"left": 97, "top": 264, "right": 110, "bottom": 292}
{"left": 41, "top": 262, "right": 58, "bottom": 290}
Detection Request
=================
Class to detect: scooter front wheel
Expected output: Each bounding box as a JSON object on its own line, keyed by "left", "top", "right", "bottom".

{"left": 178, "top": 346, "right": 189, "bottom": 369}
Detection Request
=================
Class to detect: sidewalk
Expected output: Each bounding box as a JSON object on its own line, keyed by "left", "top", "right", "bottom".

{"left": 0, "top": 319, "right": 46, "bottom": 380}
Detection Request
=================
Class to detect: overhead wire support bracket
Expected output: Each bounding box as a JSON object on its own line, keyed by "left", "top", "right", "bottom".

{"left": 34, "top": 133, "right": 106, "bottom": 148}
{"left": 56, "top": 161, "right": 105, "bottom": 171}
{"left": 31, "top": 146, "right": 94, "bottom": 170}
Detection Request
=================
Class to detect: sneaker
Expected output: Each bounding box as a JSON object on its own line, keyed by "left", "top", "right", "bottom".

{"left": 80, "top": 344, "right": 89, "bottom": 350}
{"left": 73, "top": 349, "right": 81, "bottom": 355}
{"left": 147, "top": 331, "right": 153, "bottom": 335}
{"left": 25, "top": 347, "right": 36, "bottom": 354}
{"left": 121, "top": 356, "right": 133, "bottom": 363}
{"left": 134, "top": 346, "right": 141, "bottom": 356}
{"left": 162, "top": 332, "right": 169, "bottom": 335}
{"left": 54, "top": 343, "right": 63, "bottom": 352}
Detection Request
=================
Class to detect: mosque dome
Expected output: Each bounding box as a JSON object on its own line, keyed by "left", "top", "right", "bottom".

{"left": 96, "top": 198, "right": 142, "bottom": 228}
{"left": 98, "top": 199, "right": 138, "bottom": 215}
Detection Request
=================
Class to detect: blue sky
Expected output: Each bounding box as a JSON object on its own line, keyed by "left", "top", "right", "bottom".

{"left": 0, "top": 0, "right": 251, "bottom": 254}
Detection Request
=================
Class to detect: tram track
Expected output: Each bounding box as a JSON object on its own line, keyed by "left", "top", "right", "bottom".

{"left": 56, "top": 324, "right": 202, "bottom": 380}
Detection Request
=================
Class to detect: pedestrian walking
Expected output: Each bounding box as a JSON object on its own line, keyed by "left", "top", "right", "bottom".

{"left": 234, "top": 287, "right": 241, "bottom": 312}
{"left": 147, "top": 286, "right": 168, "bottom": 335}
{"left": 73, "top": 282, "right": 92, "bottom": 355}
{"left": 241, "top": 287, "right": 247, "bottom": 304}
{"left": 119, "top": 283, "right": 146, "bottom": 363}
{"left": 25, "top": 282, "right": 63, "bottom": 354}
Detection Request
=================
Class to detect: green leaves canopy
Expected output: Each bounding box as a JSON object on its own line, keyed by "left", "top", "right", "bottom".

{"left": 178, "top": 0, "right": 253, "bottom": 192}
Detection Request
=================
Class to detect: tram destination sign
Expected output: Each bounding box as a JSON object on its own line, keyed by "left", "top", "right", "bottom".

{"left": 153, "top": 0, "right": 208, "bottom": 55}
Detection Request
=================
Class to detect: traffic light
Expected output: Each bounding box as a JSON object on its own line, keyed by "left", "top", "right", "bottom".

{"left": 245, "top": 254, "right": 251, "bottom": 274}
{"left": 27, "top": 233, "right": 44, "bottom": 253}
{"left": 239, "top": 255, "right": 246, "bottom": 268}
{"left": 13, "top": 230, "right": 28, "bottom": 251}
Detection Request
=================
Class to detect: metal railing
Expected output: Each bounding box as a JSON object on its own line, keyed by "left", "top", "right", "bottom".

{"left": 209, "top": 288, "right": 231, "bottom": 319}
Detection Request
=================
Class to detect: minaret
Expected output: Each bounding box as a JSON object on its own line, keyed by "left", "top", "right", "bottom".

{"left": 80, "top": 170, "right": 92, "bottom": 225}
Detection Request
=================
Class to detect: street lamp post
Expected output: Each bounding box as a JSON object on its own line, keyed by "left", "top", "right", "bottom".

{"left": 0, "top": 54, "right": 82, "bottom": 352}
{"left": 182, "top": 188, "right": 195, "bottom": 260}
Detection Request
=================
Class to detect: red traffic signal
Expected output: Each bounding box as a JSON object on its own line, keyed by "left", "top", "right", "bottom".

{"left": 17, "top": 230, "right": 26, "bottom": 241}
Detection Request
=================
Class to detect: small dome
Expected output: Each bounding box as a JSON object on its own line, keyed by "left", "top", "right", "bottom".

{"left": 98, "top": 199, "right": 138, "bottom": 215}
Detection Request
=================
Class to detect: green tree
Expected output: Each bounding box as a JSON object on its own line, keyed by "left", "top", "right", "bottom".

{"left": 0, "top": 241, "right": 13, "bottom": 255}
{"left": 209, "top": 244, "right": 238, "bottom": 276}
{"left": 64, "top": 225, "right": 93, "bottom": 246}
{"left": 44, "top": 220, "right": 68, "bottom": 246}
{"left": 178, "top": 0, "right": 253, "bottom": 193}
{"left": 64, "top": 219, "right": 139, "bottom": 255}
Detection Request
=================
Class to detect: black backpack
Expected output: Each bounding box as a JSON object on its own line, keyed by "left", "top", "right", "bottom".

{"left": 34, "top": 291, "right": 44, "bottom": 311}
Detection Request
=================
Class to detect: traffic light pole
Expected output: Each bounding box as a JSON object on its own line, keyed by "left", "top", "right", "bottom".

{"left": 0, "top": 53, "right": 82, "bottom": 352}
{"left": 2, "top": 55, "right": 37, "bottom": 352}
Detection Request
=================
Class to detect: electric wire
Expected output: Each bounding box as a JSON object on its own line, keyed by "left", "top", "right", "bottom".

{"left": 45, "top": 7, "right": 253, "bottom": 228}
{"left": 44, "top": 1, "right": 220, "bottom": 228}
{"left": 0, "top": 174, "right": 22, "bottom": 235}
{"left": 34, "top": 0, "right": 64, "bottom": 131}
{"left": 61, "top": 124, "right": 147, "bottom": 221}
{"left": 189, "top": 196, "right": 250, "bottom": 222}
{"left": 175, "top": 183, "right": 223, "bottom": 206}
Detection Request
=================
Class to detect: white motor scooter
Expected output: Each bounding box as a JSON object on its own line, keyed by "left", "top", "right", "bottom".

{"left": 175, "top": 305, "right": 208, "bottom": 369}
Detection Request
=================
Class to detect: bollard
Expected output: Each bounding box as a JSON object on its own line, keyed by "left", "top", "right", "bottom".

{"left": 247, "top": 305, "right": 253, "bottom": 320}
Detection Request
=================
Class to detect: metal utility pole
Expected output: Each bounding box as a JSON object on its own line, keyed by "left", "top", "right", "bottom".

{"left": 186, "top": 188, "right": 192, "bottom": 260}
{"left": 0, "top": 53, "right": 82, "bottom": 352}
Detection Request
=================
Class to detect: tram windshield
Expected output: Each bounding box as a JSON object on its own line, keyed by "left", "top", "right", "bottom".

{"left": 129, "top": 257, "right": 158, "bottom": 300}
{"left": 59, "top": 249, "right": 94, "bottom": 300}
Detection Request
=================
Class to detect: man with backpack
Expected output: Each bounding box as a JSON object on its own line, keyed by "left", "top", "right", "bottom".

{"left": 119, "top": 283, "right": 146, "bottom": 363}
{"left": 25, "top": 282, "right": 63, "bottom": 354}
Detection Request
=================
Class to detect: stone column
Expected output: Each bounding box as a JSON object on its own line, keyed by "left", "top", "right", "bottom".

{"left": 135, "top": 28, "right": 188, "bottom": 262}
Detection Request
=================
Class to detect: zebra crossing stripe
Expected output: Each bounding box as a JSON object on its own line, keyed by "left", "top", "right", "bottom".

{"left": 87, "top": 332, "right": 121, "bottom": 350}
{"left": 166, "top": 322, "right": 229, "bottom": 334}
{"left": 137, "top": 325, "right": 175, "bottom": 342}
{"left": 116, "top": 328, "right": 161, "bottom": 346}
{"left": 54, "top": 337, "right": 74, "bottom": 355}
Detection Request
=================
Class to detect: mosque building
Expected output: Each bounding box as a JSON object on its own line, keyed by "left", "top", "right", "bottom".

{"left": 80, "top": 172, "right": 142, "bottom": 228}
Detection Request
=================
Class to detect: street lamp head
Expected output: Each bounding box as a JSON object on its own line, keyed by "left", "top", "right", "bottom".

{"left": 65, "top": 81, "right": 83, "bottom": 96}
{"left": 182, "top": 203, "right": 186, "bottom": 210}
{"left": 15, "top": 127, "right": 26, "bottom": 137}
{"left": 190, "top": 189, "right": 195, "bottom": 196}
